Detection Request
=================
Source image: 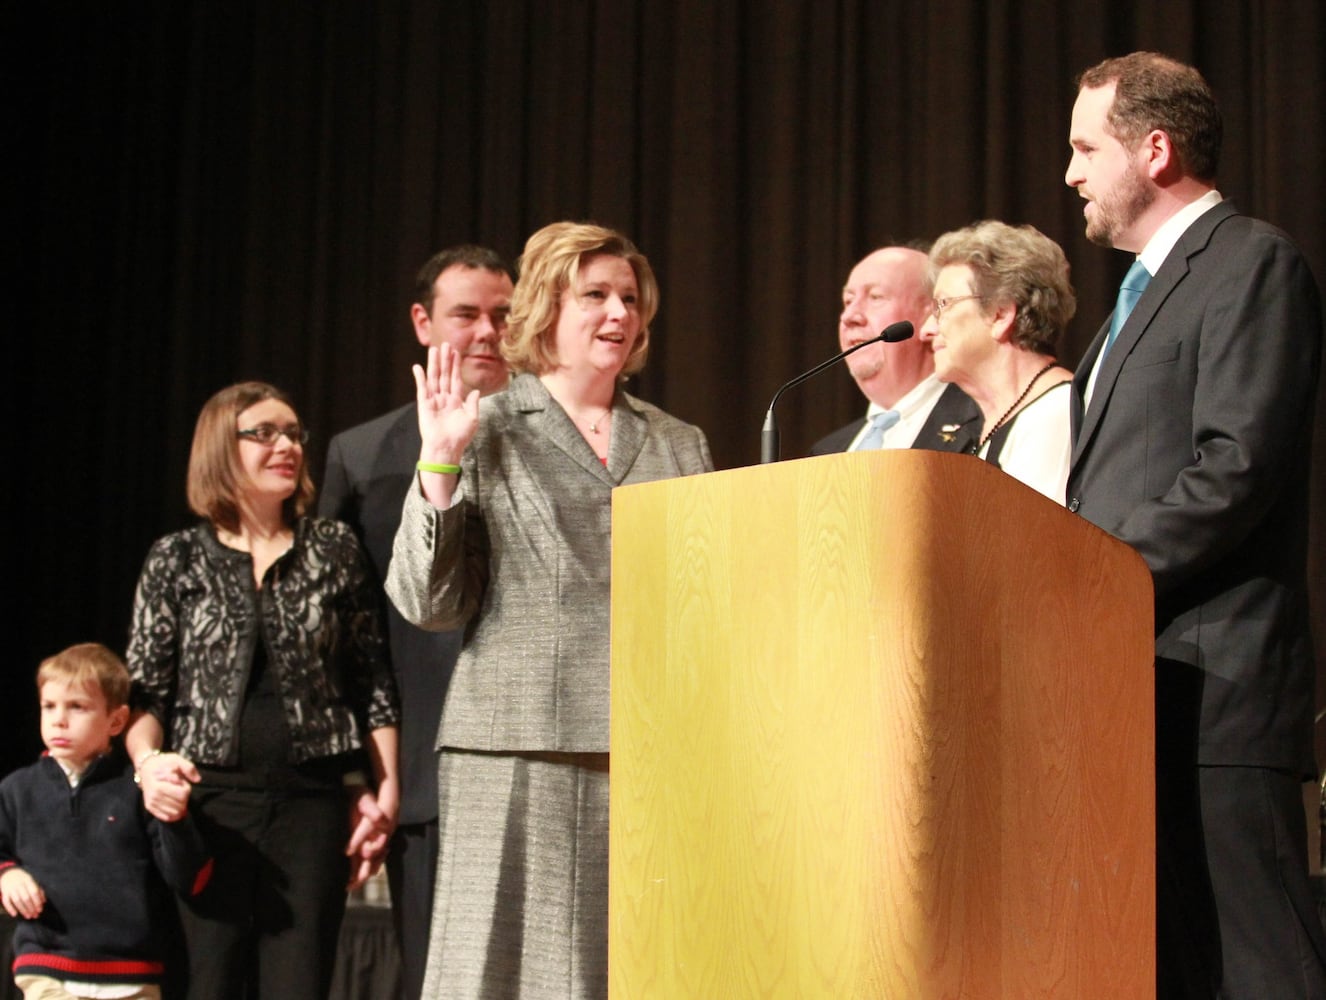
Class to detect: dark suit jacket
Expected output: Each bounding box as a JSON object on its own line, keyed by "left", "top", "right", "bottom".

{"left": 321, "top": 403, "right": 462, "bottom": 825}
{"left": 1068, "top": 201, "right": 1322, "bottom": 773}
{"left": 810, "top": 382, "right": 981, "bottom": 456}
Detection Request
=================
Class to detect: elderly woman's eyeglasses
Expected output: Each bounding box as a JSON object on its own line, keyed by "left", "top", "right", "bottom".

{"left": 237, "top": 424, "right": 309, "bottom": 446}
{"left": 929, "top": 294, "right": 983, "bottom": 321}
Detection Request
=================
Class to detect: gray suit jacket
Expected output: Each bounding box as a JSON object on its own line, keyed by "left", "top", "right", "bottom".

{"left": 1068, "top": 201, "right": 1321, "bottom": 772}
{"left": 386, "top": 373, "right": 713, "bottom": 753}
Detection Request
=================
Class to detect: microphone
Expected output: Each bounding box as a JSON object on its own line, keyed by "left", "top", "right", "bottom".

{"left": 760, "top": 320, "right": 914, "bottom": 464}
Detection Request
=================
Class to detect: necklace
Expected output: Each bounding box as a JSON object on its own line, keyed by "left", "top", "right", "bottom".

{"left": 586, "top": 407, "right": 612, "bottom": 434}
{"left": 970, "top": 361, "right": 1057, "bottom": 454}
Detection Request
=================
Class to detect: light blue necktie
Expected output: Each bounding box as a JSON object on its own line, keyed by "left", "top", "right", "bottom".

{"left": 1102, "top": 258, "right": 1151, "bottom": 359}
{"left": 853, "top": 409, "right": 901, "bottom": 451}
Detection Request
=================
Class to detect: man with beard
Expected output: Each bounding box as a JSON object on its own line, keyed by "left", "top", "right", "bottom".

{"left": 811, "top": 246, "right": 979, "bottom": 455}
{"left": 1065, "top": 52, "right": 1325, "bottom": 998}
{"left": 321, "top": 245, "right": 513, "bottom": 1000}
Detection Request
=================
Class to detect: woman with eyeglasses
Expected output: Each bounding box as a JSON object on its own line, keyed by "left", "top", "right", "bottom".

{"left": 124, "top": 381, "right": 400, "bottom": 999}
{"left": 386, "top": 222, "right": 713, "bottom": 999}
{"left": 919, "top": 220, "right": 1077, "bottom": 503}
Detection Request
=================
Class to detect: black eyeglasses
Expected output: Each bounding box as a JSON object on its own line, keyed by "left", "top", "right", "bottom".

{"left": 236, "top": 424, "right": 309, "bottom": 446}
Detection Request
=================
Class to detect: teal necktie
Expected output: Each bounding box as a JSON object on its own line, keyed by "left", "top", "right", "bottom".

{"left": 854, "top": 409, "right": 901, "bottom": 451}
{"left": 1103, "top": 258, "right": 1151, "bottom": 359}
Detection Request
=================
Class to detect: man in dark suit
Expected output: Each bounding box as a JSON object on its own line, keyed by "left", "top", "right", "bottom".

{"left": 1065, "top": 52, "right": 1326, "bottom": 998}
{"left": 320, "top": 245, "right": 514, "bottom": 1000}
{"left": 811, "top": 245, "right": 979, "bottom": 455}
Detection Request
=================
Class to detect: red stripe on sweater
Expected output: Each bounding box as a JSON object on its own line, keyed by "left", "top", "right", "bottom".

{"left": 12, "top": 954, "right": 164, "bottom": 976}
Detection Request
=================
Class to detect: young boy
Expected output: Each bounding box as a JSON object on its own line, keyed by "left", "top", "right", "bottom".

{"left": 0, "top": 643, "right": 211, "bottom": 1000}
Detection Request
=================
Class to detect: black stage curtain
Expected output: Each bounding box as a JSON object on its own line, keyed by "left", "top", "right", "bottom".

{"left": 9, "top": 2, "right": 1326, "bottom": 771}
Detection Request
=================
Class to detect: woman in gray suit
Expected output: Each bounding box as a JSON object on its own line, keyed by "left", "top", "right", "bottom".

{"left": 386, "top": 222, "right": 713, "bottom": 999}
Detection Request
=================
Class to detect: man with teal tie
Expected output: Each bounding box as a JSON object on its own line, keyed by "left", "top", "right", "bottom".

{"left": 1066, "top": 52, "right": 1325, "bottom": 999}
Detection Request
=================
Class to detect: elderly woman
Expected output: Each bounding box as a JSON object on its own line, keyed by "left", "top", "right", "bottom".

{"left": 386, "top": 222, "right": 713, "bottom": 999}
{"left": 125, "top": 382, "right": 399, "bottom": 999}
{"left": 919, "top": 220, "right": 1077, "bottom": 502}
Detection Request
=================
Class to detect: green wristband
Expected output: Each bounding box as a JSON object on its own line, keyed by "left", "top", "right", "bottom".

{"left": 417, "top": 460, "right": 461, "bottom": 475}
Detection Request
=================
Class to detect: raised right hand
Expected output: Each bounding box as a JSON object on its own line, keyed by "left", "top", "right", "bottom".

{"left": 415, "top": 343, "right": 480, "bottom": 465}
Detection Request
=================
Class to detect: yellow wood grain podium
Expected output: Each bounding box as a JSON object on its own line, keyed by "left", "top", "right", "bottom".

{"left": 609, "top": 451, "right": 1155, "bottom": 999}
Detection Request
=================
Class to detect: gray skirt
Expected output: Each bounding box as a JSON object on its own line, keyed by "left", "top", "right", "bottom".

{"left": 421, "top": 749, "right": 610, "bottom": 1000}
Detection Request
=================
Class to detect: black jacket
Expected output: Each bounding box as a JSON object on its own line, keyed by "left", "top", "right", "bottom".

{"left": 127, "top": 517, "right": 399, "bottom": 767}
{"left": 1069, "top": 203, "right": 1321, "bottom": 772}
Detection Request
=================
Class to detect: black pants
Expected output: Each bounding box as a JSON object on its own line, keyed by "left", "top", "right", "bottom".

{"left": 180, "top": 783, "right": 349, "bottom": 1000}
{"left": 385, "top": 820, "right": 438, "bottom": 1000}
{"left": 1158, "top": 763, "right": 1326, "bottom": 999}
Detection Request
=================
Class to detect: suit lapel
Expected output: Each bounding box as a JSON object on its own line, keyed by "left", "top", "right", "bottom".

{"left": 815, "top": 418, "right": 866, "bottom": 455}
{"left": 1071, "top": 202, "right": 1236, "bottom": 470}
{"left": 1071, "top": 280, "right": 1174, "bottom": 465}
{"left": 913, "top": 383, "right": 981, "bottom": 453}
{"left": 608, "top": 395, "right": 648, "bottom": 484}
{"left": 383, "top": 406, "right": 422, "bottom": 477}
{"left": 349, "top": 405, "right": 424, "bottom": 574}
{"left": 514, "top": 375, "right": 616, "bottom": 486}
{"left": 1069, "top": 327, "right": 1104, "bottom": 454}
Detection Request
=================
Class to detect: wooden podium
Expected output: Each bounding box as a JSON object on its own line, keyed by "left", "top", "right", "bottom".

{"left": 609, "top": 451, "right": 1155, "bottom": 999}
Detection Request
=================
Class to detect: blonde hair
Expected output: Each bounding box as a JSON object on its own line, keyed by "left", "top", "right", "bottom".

{"left": 502, "top": 222, "right": 658, "bottom": 377}
{"left": 928, "top": 221, "right": 1076, "bottom": 354}
{"left": 37, "top": 642, "right": 131, "bottom": 710}
{"left": 186, "top": 382, "right": 315, "bottom": 533}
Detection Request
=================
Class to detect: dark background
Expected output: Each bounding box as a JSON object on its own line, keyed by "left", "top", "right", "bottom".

{"left": 10, "top": 3, "right": 1326, "bottom": 785}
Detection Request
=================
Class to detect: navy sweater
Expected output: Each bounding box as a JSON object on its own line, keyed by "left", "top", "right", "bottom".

{"left": 0, "top": 751, "right": 212, "bottom": 985}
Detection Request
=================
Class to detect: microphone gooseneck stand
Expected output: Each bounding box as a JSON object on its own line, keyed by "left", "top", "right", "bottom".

{"left": 760, "top": 320, "right": 915, "bottom": 464}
